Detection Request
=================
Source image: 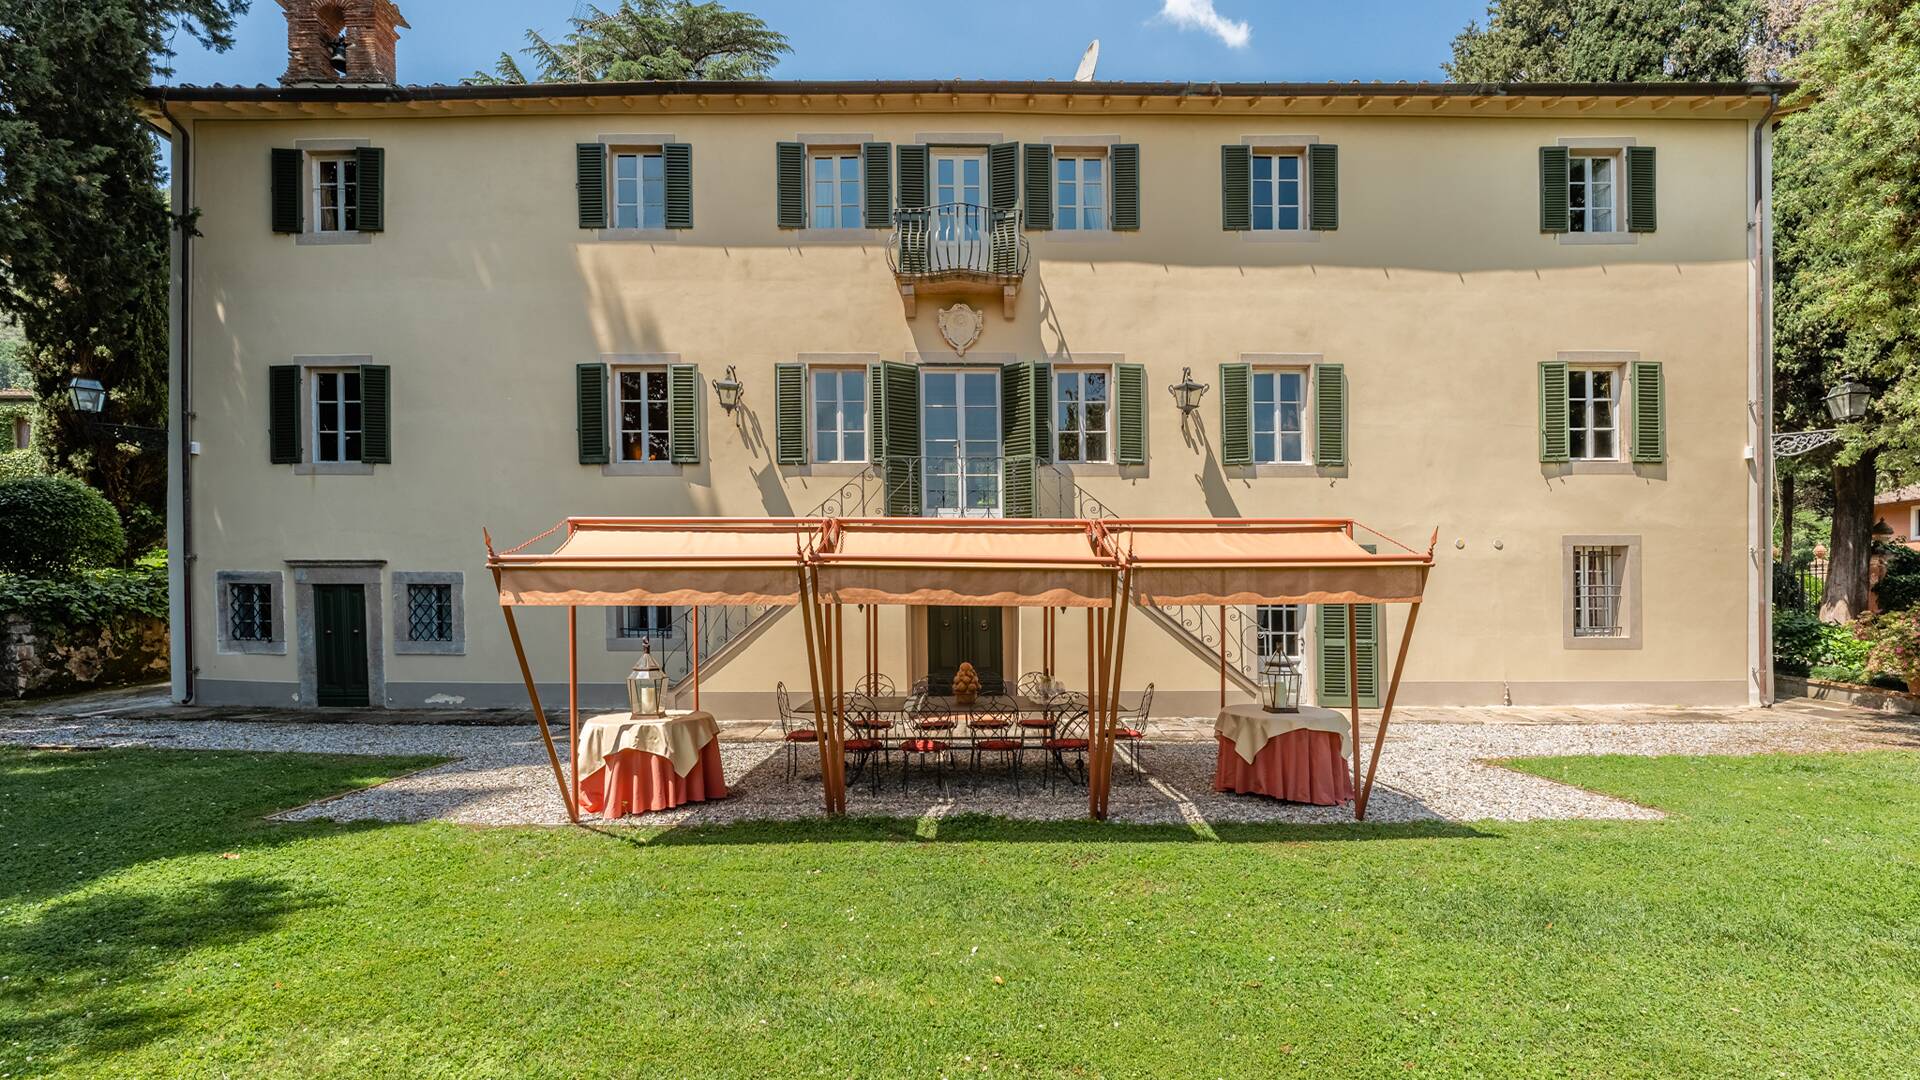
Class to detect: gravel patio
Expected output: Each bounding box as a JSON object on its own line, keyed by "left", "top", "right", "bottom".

{"left": 4, "top": 687, "right": 1915, "bottom": 829}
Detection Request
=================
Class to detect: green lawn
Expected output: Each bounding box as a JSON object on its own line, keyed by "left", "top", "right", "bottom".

{"left": 2, "top": 746, "right": 1918, "bottom": 1078}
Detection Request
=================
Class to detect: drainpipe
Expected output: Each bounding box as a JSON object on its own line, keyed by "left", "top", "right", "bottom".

{"left": 157, "top": 101, "right": 196, "bottom": 704}
{"left": 1751, "top": 92, "right": 1779, "bottom": 706}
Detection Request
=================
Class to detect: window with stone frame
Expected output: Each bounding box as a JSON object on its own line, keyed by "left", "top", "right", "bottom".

{"left": 406, "top": 583, "right": 454, "bottom": 643}
{"left": 229, "top": 583, "right": 274, "bottom": 643}
{"left": 311, "top": 152, "right": 359, "bottom": 233}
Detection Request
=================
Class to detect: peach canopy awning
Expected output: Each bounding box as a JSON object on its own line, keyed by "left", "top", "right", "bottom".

{"left": 811, "top": 518, "right": 1119, "bottom": 607}
{"left": 1105, "top": 518, "right": 1433, "bottom": 606}
{"left": 492, "top": 518, "right": 815, "bottom": 607}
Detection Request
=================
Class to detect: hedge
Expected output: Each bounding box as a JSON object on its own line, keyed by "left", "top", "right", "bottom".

{"left": 0, "top": 475, "right": 125, "bottom": 573}
{"left": 0, "top": 556, "right": 167, "bottom": 627}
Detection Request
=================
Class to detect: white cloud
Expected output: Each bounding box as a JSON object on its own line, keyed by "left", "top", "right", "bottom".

{"left": 1154, "top": 0, "right": 1252, "bottom": 49}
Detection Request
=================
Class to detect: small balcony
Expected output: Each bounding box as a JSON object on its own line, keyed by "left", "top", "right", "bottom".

{"left": 888, "top": 203, "right": 1028, "bottom": 318}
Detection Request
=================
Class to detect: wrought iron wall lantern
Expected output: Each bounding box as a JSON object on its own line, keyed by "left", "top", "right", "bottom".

{"left": 1775, "top": 380, "right": 1872, "bottom": 458}
{"left": 712, "top": 365, "right": 745, "bottom": 413}
{"left": 66, "top": 376, "right": 167, "bottom": 448}
{"left": 1168, "top": 367, "right": 1209, "bottom": 416}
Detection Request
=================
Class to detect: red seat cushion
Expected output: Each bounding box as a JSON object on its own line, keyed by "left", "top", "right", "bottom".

{"left": 975, "top": 738, "right": 1020, "bottom": 751}
{"left": 843, "top": 738, "right": 881, "bottom": 752}
{"left": 1044, "top": 737, "right": 1089, "bottom": 751}
{"left": 1018, "top": 719, "right": 1057, "bottom": 729}
{"left": 968, "top": 718, "right": 1011, "bottom": 729}
{"left": 900, "top": 738, "right": 951, "bottom": 753}
{"left": 1113, "top": 727, "right": 1144, "bottom": 739}
{"left": 785, "top": 729, "right": 819, "bottom": 742}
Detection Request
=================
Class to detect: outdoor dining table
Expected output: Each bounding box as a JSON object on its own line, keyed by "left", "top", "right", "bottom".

{"left": 1213, "top": 703, "right": 1354, "bottom": 806}
{"left": 794, "top": 694, "right": 1085, "bottom": 717}
{"left": 574, "top": 710, "right": 728, "bottom": 819}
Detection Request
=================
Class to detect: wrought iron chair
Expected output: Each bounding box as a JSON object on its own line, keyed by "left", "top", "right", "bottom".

{"left": 1039, "top": 705, "right": 1090, "bottom": 793}
{"left": 854, "top": 673, "right": 896, "bottom": 697}
{"left": 965, "top": 691, "right": 1022, "bottom": 791}
{"left": 774, "top": 681, "right": 818, "bottom": 781}
{"left": 838, "top": 691, "right": 887, "bottom": 794}
{"left": 1110, "top": 683, "right": 1155, "bottom": 778}
{"left": 898, "top": 690, "right": 961, "bottom": 794}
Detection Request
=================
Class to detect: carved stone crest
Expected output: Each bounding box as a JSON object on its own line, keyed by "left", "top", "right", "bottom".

{"left": 936, "top": 303, "right": 985, "bottom": 356}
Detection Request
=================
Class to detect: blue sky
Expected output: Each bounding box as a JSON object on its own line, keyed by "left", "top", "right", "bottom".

{"left": 160, "top": 1, "right": 1489, "bottom": 86}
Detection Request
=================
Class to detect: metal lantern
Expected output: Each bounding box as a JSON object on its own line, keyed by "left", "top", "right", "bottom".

{"left": 67, "top": 377, "right": 107, "bottom": 415}
{"left": 712, "top": 365, "right": 745, "bottom": 413}
{"left": 1824, "top": 380, "right": 1871, "bottom": 423}
{"left": 626, "top": 637, "right": 667, "bottom": 719}
{"left": 1260, "top": 651, "right": 1303, "bottom": 714}
{"left": 1167, "top": 367, "right": 1209, "bottom": 416}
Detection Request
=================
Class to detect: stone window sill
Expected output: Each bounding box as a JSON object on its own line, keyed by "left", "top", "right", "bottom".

{"left": 600, "top": 461, "right": 684, "bottom": 477}
{"left": 295, "top": 231, "right": 372, "bottom": 246}
{"left": 595, "top": 228, "right": 681, "bottom": 242}
{"left": 293, "top": 462, "right": 376, "bottom": 476}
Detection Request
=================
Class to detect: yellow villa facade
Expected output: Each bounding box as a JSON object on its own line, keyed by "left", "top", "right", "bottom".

{"left": 144, "top": 45, "right": 1786, "bottom": 714}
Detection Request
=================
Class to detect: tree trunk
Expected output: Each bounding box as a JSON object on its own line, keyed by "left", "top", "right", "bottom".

{"left": 1820, "top": 451, "right": 1878, "bottom": 623}
{"left": 1779, "top": 471, "right": 1796, "bottom": 573}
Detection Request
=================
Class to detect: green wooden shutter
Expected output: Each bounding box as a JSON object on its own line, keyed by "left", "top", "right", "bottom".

{"left": 1221, "top": 145, "right": 1252, "bottom": 231}
{"left": 1022, "top": 144, "right": 1053, "bottom": 230}
{"left": 1307, "top": 144, "right": 1338, "bottom": 231}
{"left": 1219, "top": 362, "right": 1251, "bottom": 466}
{"left": 1630, "top": 360, "right": 1666, "bottom": 463}
{"left": 988, "top": 141, "right": 1019, "bottom": 212}
{"left": 1313, "top": 363, "right": 1347, "bottom": 468}
{"left": 775, "top": 142, "right": 806, "bottom": 229}
{"left": 359, "top": 364, "right": 391, "bottom": 463}
{"left": 1030, "top": 362, "right": 1053, "bottom": 465}
{"left": 881, "top": 361, "right": 920, "bottom": 515}
{"left": 663, "top": 143, "right": 693, "bottom": 229}
{"left": 897, "top": 144, "right": 929, "bottom": 208}
{"left": 576, "top": 143, "right": 607, "bottom": 229}
{"left": 1003, "top": 456, "right": 1035, "bottom": 519}
{"left": 1539, "top": 361, "right": 1570, "bottom": 463}
{"left": 868, "top": 363, "right": 885, "bottom": 463}
{"left": 271, "top": 148, "right": 302, "bottom": 233}
{"left": 353, "top": 146, "right": 385, "bottom": 232}
{"left": 1539, "top": 146, "right": 1569, "bottom": 233}
{"left": 1317, "top": 601, "right": 1380, "bottom": 709}
{"left": 774, "top": 363, "right": 806, "bottom": 464}
{"left": 667, "top": 363, "right": 699, "bottom": 462}
{"left": 1110, "top": 143, "right": 1140, "bottom": 231}
{"left": 862, "top": 141, "right": 892, "bottom": 228}
{"left": 1116, "top": 364, "right": 1146, "bottom": 466}
{"left": 1001, "top": 360, "right": 1033, "bottom": 464}
{"left": 1626, "top": 146, "right": 1657, "bottom": 233}
{"left": 268, "top": 364, "right": 301, "bottom": 463}
{"left": 576, "top": 363, "right": 609, "bottom": 465}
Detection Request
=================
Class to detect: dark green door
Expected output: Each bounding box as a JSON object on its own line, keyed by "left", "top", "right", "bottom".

{"left": 314, "top": 584, "right": 371, "bottom": 708}
{"left": 926, "top": 605, "right": 1004, "bottom": 693}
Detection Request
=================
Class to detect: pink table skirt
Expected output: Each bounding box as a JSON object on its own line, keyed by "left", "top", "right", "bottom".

{"left": 578, "top": 743, "right": 728, "bottom": 819}
{"left": 1213, "top": 731, "right": 1352, "bottom": 806}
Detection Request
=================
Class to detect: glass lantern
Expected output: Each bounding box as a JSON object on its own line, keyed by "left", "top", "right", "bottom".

{"left": 1260, "top": 651, "right": 1302, "bottom": 714}
{"left": 626, "top": 638, "right": 667, "bottom": 719}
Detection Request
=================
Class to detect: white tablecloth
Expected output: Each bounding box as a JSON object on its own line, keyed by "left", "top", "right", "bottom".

{"left": 576, "top": 711, "right": 719, "bottom": 778}
{"left": 1214, "top": 703, "right": 1353, "bottom": 764}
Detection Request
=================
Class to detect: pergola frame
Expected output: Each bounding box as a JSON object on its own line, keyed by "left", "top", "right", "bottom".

{"left": 486, "top": 515, "right": 1433, "bottom": 823}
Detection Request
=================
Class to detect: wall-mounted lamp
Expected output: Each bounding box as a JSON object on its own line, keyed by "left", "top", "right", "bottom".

{"left": 712, "top": 365, "right": 744, "bottom": 413}
{"left": 1824, "top": 379, "right": 1870, "bottom": 423}
{"left": 68, "top": 377, "right": 107, "bottom": 415}
{"left": 1167, "top": 367, "right": 1209, "bottom": 416}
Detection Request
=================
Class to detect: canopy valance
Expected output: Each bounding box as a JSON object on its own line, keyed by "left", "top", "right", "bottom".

{"left": 491, "top": 518, "right": 815, "bottom": 607}
{"left": 1104, "top": 518, "right": 1433, "bottom": 606}
{"left": 811, "top": 518, "right": 1119, "bottom": 607}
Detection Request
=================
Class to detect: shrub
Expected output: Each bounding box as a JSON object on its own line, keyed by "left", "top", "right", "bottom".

{"left": 1872, "top": 541, "right": 1920, "bottom": 612}
{"left": 0, "top": 558, "right": 167, "bottom": 625}
{"left": 1859, "top": 609, "right": 1920, "bottom": 691}
{"left": 0, "top": 475, "right": 125, "bottom": 573}
{"left": 0, "top": 448, "right": 41, "bottom": 481}
{"left": 1773, "top": 607, "right": 1824, "bottom": 675}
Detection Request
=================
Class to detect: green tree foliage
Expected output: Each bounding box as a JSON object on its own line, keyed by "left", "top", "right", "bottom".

{"left": 467, "top": 0, "right": 789, "bottom": 86}
{"left": 0, "top": 0, "right": 247, "bottom": 552}
{"left": 1445, "top": 0, "right": 1762, "bottom": 82}
{"left": 0, "top": 476, "right": 127, "bottom": 574}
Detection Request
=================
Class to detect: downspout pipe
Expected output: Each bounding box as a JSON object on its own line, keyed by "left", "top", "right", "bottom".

{"left": 1752, "top": 92, "right": 1779, "bottom": 705}
{"left": 154, "top": 102, "right": 195, "bottom": 704}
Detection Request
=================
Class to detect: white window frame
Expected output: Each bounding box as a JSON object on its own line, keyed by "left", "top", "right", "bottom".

{"left": 1568, "top": 365, "right": 1623, "bottom": 462}
{"left": 610, "top": 149, "right": 667, "bottom": 230}
{"left": 1910, "top": 506, "right": 1920, "bottom": 541}
{"left": 309, "top": 367, "right": 362, "bottom": 464}
{"left": 1568, "top": 151, "right": 1622, "bottom": 234}
{"left": 1054, "top": 150, "right": 1109, "bottom": 232}
{"left": 1250, "top": 150, "right": 1306, "bottom": 233}
{"left": 1251, "top": 367, "right": 1310, "bottom": 465}
{"left": 310, "top": 152, "right": 358, "bottom": 234}
{"left": 1054, "top": 366, "right": 1112, "bottom": 464}
{"left": 612, "top": 365, "right": 672, "bottom": 464}
{"left": 810, "top": 366, "right": 868, "bottom": 464}
{"left": 1571, "top": 545, "right": 1626, "bottom": 638}
{"left": 808, "top": 149, "right": 863, "bottom": 230}
{"left": 1255, "top": 604, "right": 1305, "bottom": 662}
{"left": 615, "top": 605, "right": 675, "bottom": 639}
{"left": 919, "top": 366, "right": 1003, "bottom": 518}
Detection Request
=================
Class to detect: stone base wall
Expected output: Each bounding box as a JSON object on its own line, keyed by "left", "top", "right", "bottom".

{"left": 1, "top": 613, "right": 169, "bottom": 699}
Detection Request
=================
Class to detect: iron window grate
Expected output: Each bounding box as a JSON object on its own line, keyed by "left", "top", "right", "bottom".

{"left": 407, "top": 583, "right": 454, "bottom": 642}
{"left": 1572, "top": 545, "right": 1625, "bottom": 637}
{"left": 229, "top": 583, "right": 273, "bottom": 642}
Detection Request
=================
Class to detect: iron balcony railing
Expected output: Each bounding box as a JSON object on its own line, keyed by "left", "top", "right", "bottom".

{"left": 888, "top": 203, "right": 1028, "bottom": 282}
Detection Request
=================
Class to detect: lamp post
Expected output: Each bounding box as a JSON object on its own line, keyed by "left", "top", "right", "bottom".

{"left": 1167, "top": 367, "right": 1208, "bottom": 417}
{"left": 65, "top": 376, "right": 167, "bottom": 448}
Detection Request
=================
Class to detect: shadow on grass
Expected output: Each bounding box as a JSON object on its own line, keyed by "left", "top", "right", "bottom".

{"left": 580, "top": 812, "right": 1493, "bottom": 849}
{"left": 0, "top": 875, "right": 322, "bottom": 1072}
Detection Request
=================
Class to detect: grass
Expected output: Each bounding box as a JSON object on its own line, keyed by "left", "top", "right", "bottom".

{"left": 2, "top": 747, "right": 1918, "bottom": 1078}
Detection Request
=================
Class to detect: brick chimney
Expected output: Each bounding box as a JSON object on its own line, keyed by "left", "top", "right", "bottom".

{"left": 277, "top": 0, "right": 408, "bottom": 86}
